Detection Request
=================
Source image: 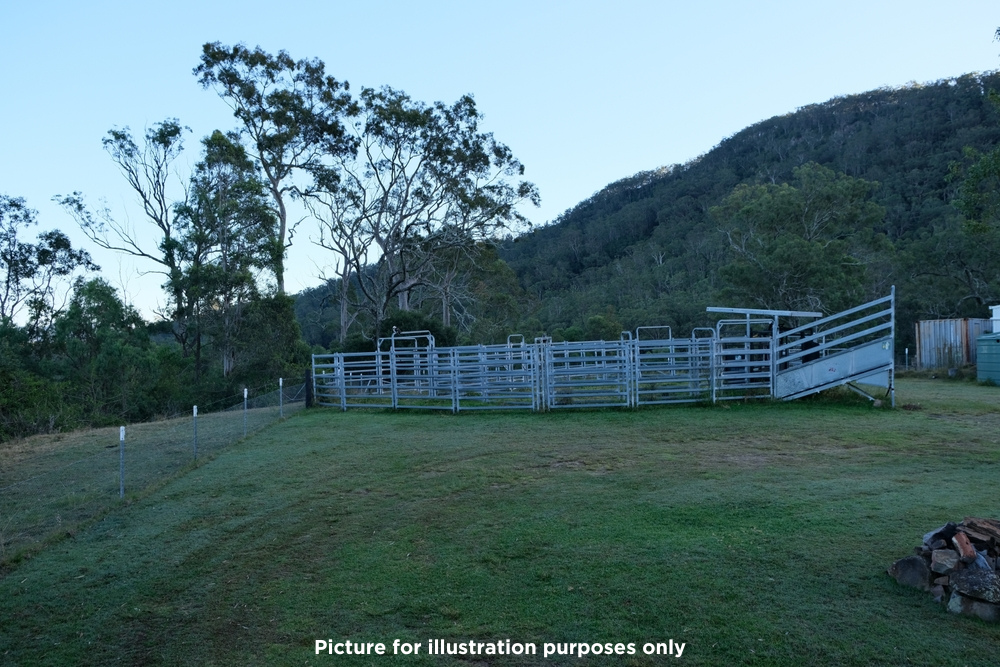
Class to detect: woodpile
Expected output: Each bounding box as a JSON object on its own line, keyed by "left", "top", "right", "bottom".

{"left": 888, "top": 517, "right": 1000, "bottom": 622}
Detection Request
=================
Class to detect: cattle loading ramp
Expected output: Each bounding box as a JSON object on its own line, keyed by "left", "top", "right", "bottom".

{"left": 312, "top": 289, "right": 895, "bottom": 411}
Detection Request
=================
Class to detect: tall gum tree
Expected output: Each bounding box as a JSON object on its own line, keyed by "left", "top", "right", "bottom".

{"left": 194, "top": 42, "right": 358, "bottom": 294}
{"left": 1, "top": 195, "right": 98, "bottom": 332}
{"left": 56, "top": 120, "right": 193, "bottom": 349}
{"left": 173, "top": 131, "right": 278, "bottom": 378}
{"left": 311, "top": 86, "right": 539, "bottom": 338}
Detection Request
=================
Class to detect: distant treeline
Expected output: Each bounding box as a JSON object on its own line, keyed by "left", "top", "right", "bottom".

{"left": 299, "top": 73, "right": 1000, "bottom": 352}
{"left": 497, "top": 72, "right": 1000, "bottom": 349}
{"left": 8, "top": 69, "right": 1000, "bottom": 441}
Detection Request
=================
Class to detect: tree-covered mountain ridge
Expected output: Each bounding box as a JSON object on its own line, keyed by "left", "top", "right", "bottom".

{"left": 501, "top": 71, "right": 1000, "bottom": 344}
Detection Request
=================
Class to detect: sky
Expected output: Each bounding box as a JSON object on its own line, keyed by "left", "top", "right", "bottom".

{"left": 3, "top": 0, "right": 999, "bottom": 319}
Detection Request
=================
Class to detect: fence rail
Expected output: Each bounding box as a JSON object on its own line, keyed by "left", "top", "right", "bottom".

{"left": 0, "top": 380, "right": 305, "bottom": 564}
{"left": 313, "top": 290, "right": 896, "bottom": 413}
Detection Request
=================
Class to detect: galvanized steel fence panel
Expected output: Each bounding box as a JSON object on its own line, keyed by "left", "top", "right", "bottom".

{"left": 775, "top": 293, "right": 894, "bottom": 366}
{"left": 389, "top": 346, "right": 455, "bottom": 411}
{"left": 712, "top": 334, "right": 774, "bottom": 401}
{"left": 634, "top": 338, "right": 713, "bottom": 405}
{"left": 452, "top": 344, "right": 537, "bottom": 411}
{"left": 312, "top": 290, "right": 895, "bottom": 412}
{"left": 543, "top": 340, "right": 632, "bottom": 409}
{"left": 314, "top": 352, "right": 395, "bottom": 409}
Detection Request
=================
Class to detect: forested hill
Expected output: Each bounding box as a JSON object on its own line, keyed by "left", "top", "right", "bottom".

{"left": 501, "top": 72, "right": 1000, "bottom": 345}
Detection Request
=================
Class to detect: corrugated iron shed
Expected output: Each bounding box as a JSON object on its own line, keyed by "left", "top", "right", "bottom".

{"left": 915, "top": 318, "right": 991, "bottom": 369}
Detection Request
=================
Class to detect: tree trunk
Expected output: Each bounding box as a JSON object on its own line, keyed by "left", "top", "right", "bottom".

{"left": 339, "top": 265, "right": 353, "bottom": 343}
{"left": 269, "top": 175, "right": 287, "bottom": 295}
{"left": 442, "top": 284, "right": 451, "bottom": 328}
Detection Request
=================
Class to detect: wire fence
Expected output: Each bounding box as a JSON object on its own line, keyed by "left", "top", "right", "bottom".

{"left": 0, "top": 380, "right": 306, "bottom": 564}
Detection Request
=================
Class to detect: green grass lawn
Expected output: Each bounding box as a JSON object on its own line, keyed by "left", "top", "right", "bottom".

{"left": 0, "top": 403, "right": 302, "bottom": 562}
{"left": 1, "top": 379, "right": 999, "bottom": 666}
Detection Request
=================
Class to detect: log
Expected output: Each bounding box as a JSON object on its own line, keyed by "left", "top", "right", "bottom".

{"left": 960, "top": 517, "right": 1000, "bottom": 543}
{"left": 953, "top": 532, "right": 977, "bottom": 563}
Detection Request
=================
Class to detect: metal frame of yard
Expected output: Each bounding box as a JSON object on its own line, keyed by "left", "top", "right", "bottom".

{"left": 312, "top": 289, "right": 896, "bottom": 412}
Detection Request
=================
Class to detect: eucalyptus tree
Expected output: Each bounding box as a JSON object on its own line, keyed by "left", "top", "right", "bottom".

{"left": 923, "top": 30, "right": 1000, "bottom": 316}
{"left": 311, "top": 86, "right": 539, "bottom": 338}
{"left": 306, "top": 184, "right": 370, "bottom": 344}
{"left": 1, "top": 194, "right": 97, "bottom": 334}
{"left": 194, "top": 42, "right": 357, "bottom": 294}
{"left": 56, "top": 120, "right": 192, "bottom": 346}
{"left": 173, "top": 130, "right": 277, "bottom": 378}
{"left": 405, "top": 242, "right": 527, "bottom": 340}
{"left": 711, "top": 163, "right": 888, "bottom": 314}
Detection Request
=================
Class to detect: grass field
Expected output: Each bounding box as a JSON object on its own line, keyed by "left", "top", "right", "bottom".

{"left": 1, "top": 378, "right": 999, "bottom": 665}
{"left": 0, "top": 401, "right": 304, "bottom": 562}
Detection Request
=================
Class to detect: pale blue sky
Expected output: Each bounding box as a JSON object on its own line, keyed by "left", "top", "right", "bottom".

{"left": 2, "top": 1, "right": 998, "bottom": 316}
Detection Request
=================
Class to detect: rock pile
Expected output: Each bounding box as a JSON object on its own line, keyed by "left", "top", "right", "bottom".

{"left": 888, "top": 518, "right": 1000, "bottom": 622}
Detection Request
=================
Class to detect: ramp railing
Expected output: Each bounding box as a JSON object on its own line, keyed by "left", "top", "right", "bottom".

{"left": 774, "top": 288, "right": 895, "bottom": 402}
